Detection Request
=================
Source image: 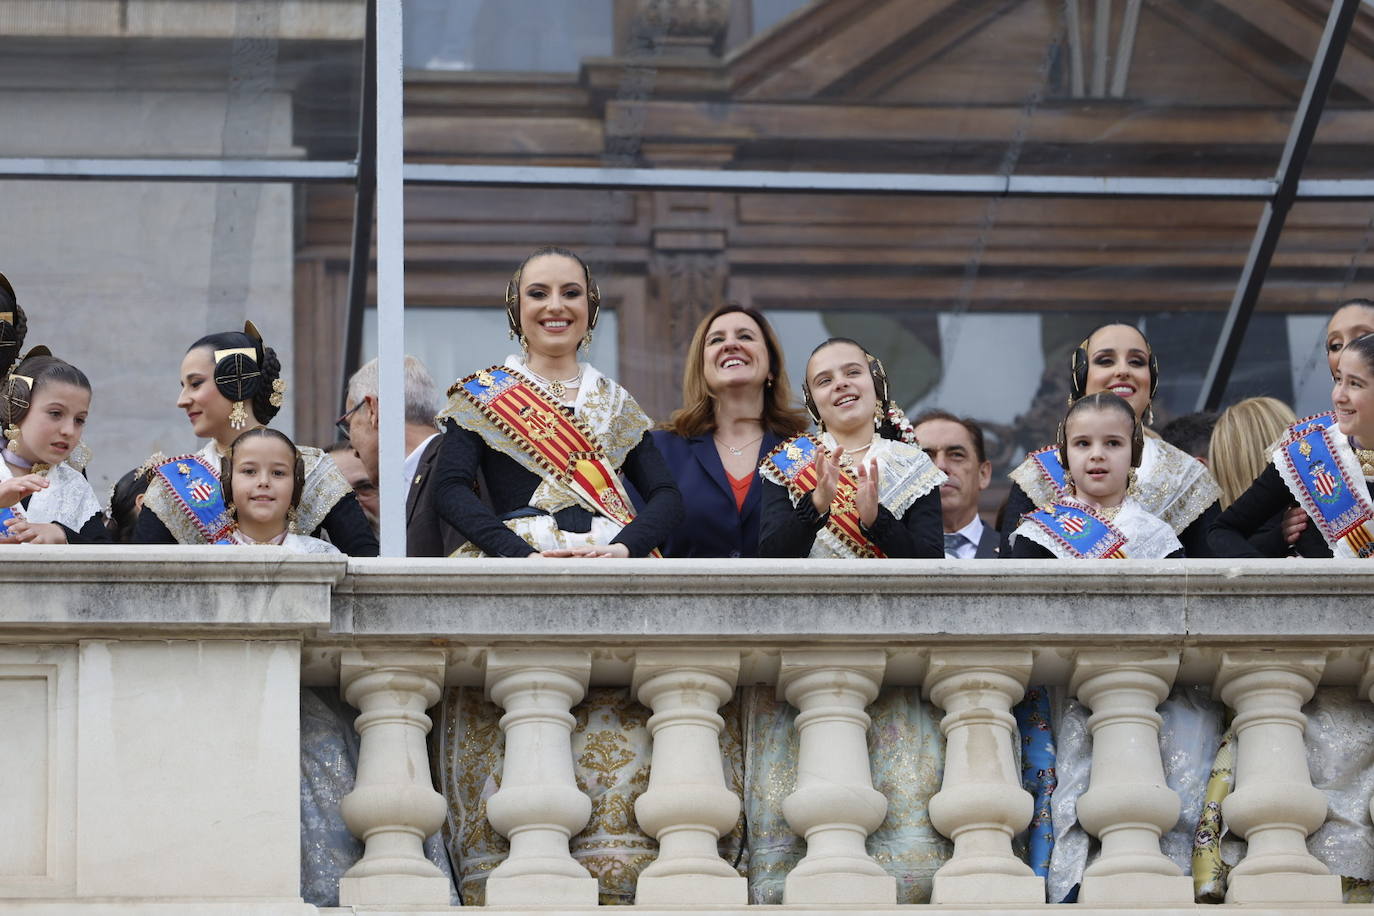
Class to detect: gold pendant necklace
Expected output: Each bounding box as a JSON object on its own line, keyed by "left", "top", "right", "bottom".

{"left": 837, "top": 443, "right": 873, "bottom": 469}
{"left": 526, "top": 366, "right": 581, "bottom": 399}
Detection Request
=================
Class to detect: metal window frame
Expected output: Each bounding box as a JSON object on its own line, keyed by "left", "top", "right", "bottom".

{"left": 2, "top": 0, "right": 1370, "bottom": 555}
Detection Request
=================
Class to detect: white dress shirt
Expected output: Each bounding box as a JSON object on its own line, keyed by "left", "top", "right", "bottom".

{"left": 404, "top": 433, "right": 439, "bottom": 490}
{"left": 945, "top": 515, "right": 985, "bottom": 560}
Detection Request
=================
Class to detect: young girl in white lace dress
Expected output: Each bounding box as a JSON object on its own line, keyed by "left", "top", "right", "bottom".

{"left": 221, "top": 428, "right": 340, "bottom": 555}
{"left": 1011, "top": 392, "right": 1183, "bottom": 559}
{"left": 0, "top": 348, "right": 108, "bottom": 543}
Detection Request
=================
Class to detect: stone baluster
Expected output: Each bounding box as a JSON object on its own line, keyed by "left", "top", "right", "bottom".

{"left": 1214, "top": 650, "right": 1340, "bottom": 904}
{"left": 483, "top": 649, "right": 598, "bottom": 906}
{"left": 631, "top": 650, "right": 745, "bottom": 904}
{"left": 924, "top": 649, "right": 1043, "bottom": 904}
{"left": 777, "top": 649, "right": 895, "bottom": 904}
{"left": 338, "top": 649, "right": 451, "bottom": 905}
{"left": 1070, "top": 650, "right": 1193, "bottom": 904}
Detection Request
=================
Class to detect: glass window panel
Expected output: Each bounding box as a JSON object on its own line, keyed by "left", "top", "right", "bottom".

{"left": 1305, "top": 2, "right": 1374, "bottom": 179}
{"left": 395, "top": 184, "right": 1263, "bottom": 514}
{"left": 0, "top": 0, "right": 364, "bottom": 161}
{"left": 1221, "top": 201, "right": 1374, "bottom": 415}
{"left": 403, "top": 0, "right": 1317, "bottom": 179}
{"left": 403, "top": 0, "right": 613, "bottom": 72}
{"left": 0, "top": 179, "right": 351, "bottom": 496}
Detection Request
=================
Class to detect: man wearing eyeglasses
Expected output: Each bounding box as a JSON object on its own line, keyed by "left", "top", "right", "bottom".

{"left": 341, "top": 356, "right": 463, "bottom": 557}
{"left": 326, "top": 441, "right": 379, "bottom": 533}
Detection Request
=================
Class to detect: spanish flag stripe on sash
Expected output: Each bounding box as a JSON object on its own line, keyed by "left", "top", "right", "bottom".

{"left": 454, "top": 366, "right": 660, "bottom": 556}
{"left": 763, "top": 435, "right": 887, "bottom": 559}
{"left": 503, "top": 385, "right": 588, "bottom": 458}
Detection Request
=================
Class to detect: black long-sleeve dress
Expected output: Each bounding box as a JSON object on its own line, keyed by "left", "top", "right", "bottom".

{"left": 759, "top": 479, "right": 942, "bottom": 558}
{"left": 134, "top": 493, "right": 377, "bottom": 555}
{"left": 434, "top": 420, "right": 682, "bottom": 557}
{"left": 757, "top": 436, "right": 944, "bottom": 559}
{"left": 1207, "top": 463, "right": 1357, "bottom": 558}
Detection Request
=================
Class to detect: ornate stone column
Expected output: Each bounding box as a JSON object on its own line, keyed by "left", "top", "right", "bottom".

{"left": 1070, "top": 650, "right": 1192, "bottom": 904}
{"left": 923, "top": 649, "right": 1043, "bottom": 904}
{"left": 483, "top": 649, "right": 598, "bottom": 906}
{"left": 1214, "top": 650, "right": 1340, "bottom": 904}
{"left": 338, "top": 649, "right": 450, "bottom": 905}
{"left": 777, "top": 649, "right": 894, "bottom": 904}
{"left": 631, "top": 649, "right": 744, "bottom": 904}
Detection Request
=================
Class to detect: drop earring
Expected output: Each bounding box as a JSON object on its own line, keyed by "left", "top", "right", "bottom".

{"left": 580, "top": 329, "right": 593, "bottom": 353}
{"left": 229, "top": 400, "right": 249, "bottom": 430}
{"left": 519, "top": 333, "right": 529, "bottom": 357}
{"left": 3, "top": 423, "right": 17, "bottom": 444}
{"left": 1145, "top": 403, "right": 1155, "bottom": 427}
{"left": 286, "top": 506, "right": 299, "bottom": 534}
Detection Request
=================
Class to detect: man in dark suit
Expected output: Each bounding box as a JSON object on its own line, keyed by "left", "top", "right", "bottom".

{"left": 913, "top": 409, "right": 998, "bottom": 559}
{"left": 344, "top": 355, "right": 463, "bottom": 557}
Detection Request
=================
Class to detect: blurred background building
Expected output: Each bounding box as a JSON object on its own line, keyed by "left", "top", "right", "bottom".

{"left": 4, "top": 0, "right": 1374, "bottom": 505}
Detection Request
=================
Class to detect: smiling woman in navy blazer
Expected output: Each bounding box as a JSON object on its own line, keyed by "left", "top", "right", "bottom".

{"left": 652, "top": 304, "right": 810, "bottom": 558}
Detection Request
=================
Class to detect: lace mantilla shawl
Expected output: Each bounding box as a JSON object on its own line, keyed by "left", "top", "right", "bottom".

{"left": 1010, "top": 435, "right": 1219, "bottom": 535}
{"left": 759, "top": 434, "right": 946, "bottom": 559}
{"left": 0, "top": 458, "right": 102, "bottom": 532}
{"left": 1012, "top": 496, "right": 1182, "bottom": 559}
{"left": 143, "top": 440, "right": 350, "bottom": 545}
{"left": 436, "top": 356, "right": 652, "bottom": 518}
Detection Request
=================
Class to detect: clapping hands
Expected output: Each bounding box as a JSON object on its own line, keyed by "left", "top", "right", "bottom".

{"left": 811, "top": 448, "right": 880, "bottom": 528}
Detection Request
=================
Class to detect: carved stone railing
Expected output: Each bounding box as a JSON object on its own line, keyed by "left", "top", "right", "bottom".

{"left": 6, "top": 550, "right": 1374, "bottom": 915}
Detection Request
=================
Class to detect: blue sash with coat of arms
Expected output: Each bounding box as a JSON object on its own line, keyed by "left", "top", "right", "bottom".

{"left": 1022, "top": 501, "right": 1128, "bottom": 559}
{"left": 1275, "top": 420, "right": 1374, "bottom": 558}
{"left": 1026, "top": 445, "right": 1069, "bottom": 495}
{"left": 150, "top": 454, "right": 235, "bottom": 545}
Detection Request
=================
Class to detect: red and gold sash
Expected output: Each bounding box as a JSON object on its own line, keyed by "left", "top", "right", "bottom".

{"left": 451, "top": 366, "right": 658, "bottom": 555}
{"left": 762, "top": 434, "right": 886, "bottom": 559}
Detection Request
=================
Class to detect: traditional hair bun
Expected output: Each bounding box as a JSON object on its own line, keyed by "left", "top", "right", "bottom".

{"left": 0, "top": 273, "right": 28, "bottom": 379}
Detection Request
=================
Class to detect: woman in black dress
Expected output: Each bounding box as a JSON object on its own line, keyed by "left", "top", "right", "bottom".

{"left": 434, "top": 247, "right": 681, "bottom": 557}
{"left": 999, "top": 323, "right": 1220, "bottom": 556}
{"left": 133, "top": 322, "right": 377, "bottom": 555}
{"left": 1210, "top": 333, "right": 1374, "bottom": 559}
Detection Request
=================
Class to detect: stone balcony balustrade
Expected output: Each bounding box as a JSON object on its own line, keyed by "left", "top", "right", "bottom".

{"left": 4, "top": 548, "right": 1374, "bottom": 915}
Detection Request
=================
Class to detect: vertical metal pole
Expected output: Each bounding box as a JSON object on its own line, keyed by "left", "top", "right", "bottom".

{"left": 1091, "top": 0, "right": 1110, "bottom": 97}
{"left": 375, "top": 0, "right": 407, "bottom": 557}
{"left": 1109, "top": 0, "right": 1141, "bottom": 98}
{"left": 1196, "top": 0, "right": 1362, "bottom": 411}
{"left": 1065, "top": 0, "right": 1086, "bottom": 99}
{"left": 342, "top": 0, "right": 377, "bottom": 411}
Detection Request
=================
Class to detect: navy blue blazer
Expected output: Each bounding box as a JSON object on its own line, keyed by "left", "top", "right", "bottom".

{"left": 651, "top": 429, "right": 781, "bottom": 558}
